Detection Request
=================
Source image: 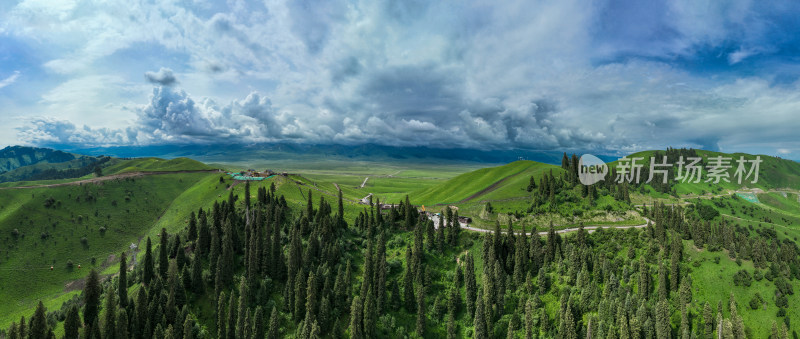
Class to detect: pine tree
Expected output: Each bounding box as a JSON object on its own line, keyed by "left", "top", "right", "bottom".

{"left": 217, "top": 292, "right": 227, "bottom": 339}
{"left": 103, "top": 284, "right": 116, "bottom": 339}
{"left": 465, "top": 254, "right": 477, "bottom": 318}
{"left": 116, "top": 309, "right": 129, "bottom": 339}
{"left": 182, "top": 316, "right": 193, "bottom": 339}
{"left": 348, "top": 296, "right": 363, "bottom": 339}
{"left": 268, "top": 306, "right": 280, "bottom": 339}
{"left": 525, "top": 297, "right": 534, "bottom": 339}
{"left": 119, "top": 252, "right": 128, "bottom": 309}
{"left": 655, "top": 299, "right": 670, "bottom": 339}
{"left": 188, "top": 211, "right": 198, "bottom": 242}
{"left": 84, "top": 269, "right": 101, "bottom": 326}
{"left": 220, "top": 220, "right": 235, "bottom": 286}
{"left": 29, "top": 301, "right": 48, "bottom": 339}
{"left": 252, "top": 307, "right": 265, "bottom": 339}
{"left": 244, "top": 180, "right": 251, "bottom": 209}
{"left": 18, "top": 316, "right": 26, "bottom": 339}
{"left": 703, "top": 302, "right": 713, "bottom": 338}
{"left": 236, "top": 277, "right": 249, "bottom": 339}
{"left": 403, "top": 248, "right": 415, "bottom": 312}
{"left": 197, "top": 209, "right": 210, "bottom": 256}
{"left": 416, "top": 286, "right": 426, "bottom": 337}
{"left": 64, "top": 304, "right": 81, "bottom": 339}
{"left": 144, "top": 237, "right": 154, "bottom": 285}
{"left": 191, "top": 252, "right": 203, "bottom": 294}
{"left": 474, "top": 289, "right": 488, "bottom": 339}
{"left": 159, "top": 228, "right": 169, "bottom": 279}
{"left": 447, "top": 311, "right": 457, "bottom": 339}
{"left": 226, "top": 292, "right": 237, "bottom": 339}
{"left": 363, "top": 287, "right": 377, "bottom": 338}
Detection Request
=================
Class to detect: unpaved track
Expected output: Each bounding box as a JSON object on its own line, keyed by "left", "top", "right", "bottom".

{"left": 458, "top": 220, "right": 651, "bottom": 236}
{"left": 0, "top": 169, "right": 220, "bottom": 190}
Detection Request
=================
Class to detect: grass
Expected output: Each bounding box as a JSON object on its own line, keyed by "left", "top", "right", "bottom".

{"left": 686, "top": 240, "right": 800, "bottom": 337}
{"left": 0, "top": 172, "right": 215, "bottom": 327}
{"left": 410, "top": 161, "right": 560, "bottom": 206}
{"left": 103, "top": 157, "right": 213, "bottom": 174}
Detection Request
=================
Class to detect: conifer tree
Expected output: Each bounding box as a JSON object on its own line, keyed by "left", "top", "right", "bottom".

{"left": 474, "top": 289, "right": 488, "bottom": 339}
{"left": 416, "top": 286, "right": 426, "bottom": 337}
{"left": 465, "top": 254, "right": 477, "bottom": 318}
{"left": 220, "top": 220, "right": 235, "bottom": 286}
{"left": 363, "top": 287, "right": 376, "bottom": 338}
{"left": 188, "top": 211, "right": 198, "bottom": 242}
{"left": 116, "top": 309, "right": 129, "bottom": 339}
{"left": 403, "top": 248, "right": 415, "bottom": 312}
{"left": 144, "top": 237, "right": 155, "bottom": 286}
{"left": 252, "top": 307, "right": 265, "bottom": 339}
{"left": 655, "top": 299, "right": 670, "bottom": 339}
{"left": 29, "top": 301, "right": 48, "bottom": 339}
{"left": 197, "top": 209, "right": 210, "bottom": 255}
{"left": 64, "top": 304, "right": 81, "bottom": 339}
{"left": 182, "top": 316, "right": 193, "bottom": 339}
{"left": 447, "top": 312, "right": 457, "bottom": 339}
{"left": 268, "top": 306, "right": 280, "bottom": 339}
{"left": 103, "top": 284, "right": 116, "bottom": 339}
{"left": 84, "top": 269, "right": 101, "bottom": 326}
{"left": 191, "top": 253, "right": 203, "bottom": 294}
{"left": 159, "top": 228, "right": 169, "bottom": 278}
{"left": 244, "top": 180, "right": 251, "bottom": 209}
{"left": 348, "top": 296, "right": 363, "bottom": 339}
{"left": 226, "top": 292, "right": 237, "bottom": 339}
{"left": 216, "top": 292, "right": 227, "bottom": 339}
{"left": 236, "top": 277, "right": 249, "bottom": 339}
{"left": 119, "top": 252, "right": 128, "bottom": 309}
{"left": 703, "top": 302, "right": 713, "bottom": 338}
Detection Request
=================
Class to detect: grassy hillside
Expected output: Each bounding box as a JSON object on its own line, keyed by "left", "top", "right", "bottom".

{"left": 617, "top": 149, "right": 800, "bottom": 196}
{"left": 103, "top": 157, "right": 213, "bottom": 174}
{"left": 410, "top": 160, "right": 560, "bottom": 206}
{"left": 0, "top": 146, "right": 78, "bottom": 173}
{"left": 0, "top": 171, "right": 224, "bottom": 327}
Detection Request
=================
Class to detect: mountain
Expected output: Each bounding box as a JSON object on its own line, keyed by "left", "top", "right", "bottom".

{"left": 0, "top": 146, "right": 79, "bottom": 173}
{"left": 54, "top": 142, "right": 618, "bottom": 166}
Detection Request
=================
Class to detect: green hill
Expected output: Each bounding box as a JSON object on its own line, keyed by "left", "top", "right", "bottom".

{"left": 409, "top": 160, "right": 560, "bottom": 205}
{"left": 0, "top": 146, "right": 78, "bottom": 173}
{"left": 613, "top": 149, "right": 800, "bottom": 196}
{"left": 0, "top": 169, "right": 222, "bottom": 327}
{"left": 103, "top": 157, "right": 213, "bottom": 174}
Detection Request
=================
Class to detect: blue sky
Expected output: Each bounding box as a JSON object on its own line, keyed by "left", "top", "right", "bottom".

{"left": 1, "top": 0, "right": 799, "bottom": 158}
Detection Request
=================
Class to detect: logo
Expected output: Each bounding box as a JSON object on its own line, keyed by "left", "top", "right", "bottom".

{"left": 578, "top": 154, "right": 608, "bottom": 185}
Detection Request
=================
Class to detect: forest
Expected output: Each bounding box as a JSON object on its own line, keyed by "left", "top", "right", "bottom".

{"left": 3, "top": 167, "right": 799, "bottom": 339}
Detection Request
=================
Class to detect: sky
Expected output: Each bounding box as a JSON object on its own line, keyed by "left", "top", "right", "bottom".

{"left": 1, "top": 0, "right": 799, "bottom": 158}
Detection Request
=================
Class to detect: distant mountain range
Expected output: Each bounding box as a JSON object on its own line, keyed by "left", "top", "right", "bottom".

{"left": 41, "top": 143, "right": 619, "bottom": 165}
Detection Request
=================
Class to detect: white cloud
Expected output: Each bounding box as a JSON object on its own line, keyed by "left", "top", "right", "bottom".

{"left": 0, "top": 71, "right": 20, "bottom": 89}
{"left": 3, "top": 0, "right": 800, "bottom": 156}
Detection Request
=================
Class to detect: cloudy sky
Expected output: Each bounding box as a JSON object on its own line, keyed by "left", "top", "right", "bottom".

{"left": 1, "top": 0, "right": 799, "bottom": 157}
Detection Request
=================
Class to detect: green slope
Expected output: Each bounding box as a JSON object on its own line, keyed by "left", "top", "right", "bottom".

{"left": 409, "top": 160, "right": 561, "bottom": 205}
{"left": 616, "top": 150, "right": 800, "bottom": 195}
{"left": 103, "top": 157, "right": 213, "bottom": 174}
{"left": 0, "top": 146, "right": 78, "bottom": 173}
{"left": 0, "top": 171, "right": 223, "bottom": 327}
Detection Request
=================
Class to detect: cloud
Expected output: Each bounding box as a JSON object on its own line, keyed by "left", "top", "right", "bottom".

{"left": 0, "top": 71, "right": 20, "bottom": 89}
{"left": 5, "top": 0, "right": 800, "bottom": 157}
{"left": 144, "top": 68, "right": 178, "bottom": 86}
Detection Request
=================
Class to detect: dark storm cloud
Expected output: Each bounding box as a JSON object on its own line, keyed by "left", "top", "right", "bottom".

{"left": 144, "top": 68, "right": 177, "bottom": 86}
